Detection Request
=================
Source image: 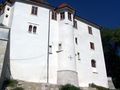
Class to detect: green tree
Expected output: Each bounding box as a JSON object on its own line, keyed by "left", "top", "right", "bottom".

{"left": 101, "top": 28, "right": 120, "bottom": 88}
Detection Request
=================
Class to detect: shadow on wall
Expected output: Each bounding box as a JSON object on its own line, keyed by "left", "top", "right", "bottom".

{"left": 0, "top": 27, "right": 11, "bottom": 90}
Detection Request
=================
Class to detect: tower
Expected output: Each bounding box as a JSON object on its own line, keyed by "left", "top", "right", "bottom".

{"left": 57, "top": 4, "right": 78, "bottom": 86}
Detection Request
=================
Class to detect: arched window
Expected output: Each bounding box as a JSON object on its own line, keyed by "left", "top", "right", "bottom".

{"left": 28, "top": 25, "right": 32, "bottom": 32}
{"left": 91, "top": 59, "right": 96, "bottom": 68}
{"left": 33, "top": 26, "right": 37, "bottom": 33}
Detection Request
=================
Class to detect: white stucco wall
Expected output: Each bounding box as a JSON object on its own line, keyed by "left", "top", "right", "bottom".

{"left": 10, "top": 2, "right": 50, "bottom": 83}
{"left": 74, "top": 20, "right": 108, "bottom": 87}
{"left": 7, "top": 1, "right": 108, "bottom": 88}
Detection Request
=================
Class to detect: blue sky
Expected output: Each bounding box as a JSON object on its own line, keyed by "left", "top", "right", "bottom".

{"left": 0, "top": 0, "right": 120, "bottom": 28}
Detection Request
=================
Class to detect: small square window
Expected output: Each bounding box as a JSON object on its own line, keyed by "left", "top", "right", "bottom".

{"left": 7, "top": 8, "right": 10, "bottom": 11}
{"left": 31, "top": 6, "right": 38, "bottom": 15}
{"left": 49, "top": 45, "right": 52, "bottom": 54}
{"left": 91, "top": 59, "right": 96, "bottom": 68}
{"left": 90, "top": 42, "right": 95, "bottom": 50}
{"left": 58, "top": 43, "right": 62, "bottom": 51}
{"left": 33, "top": 26, "right": 37, "bottom": 33}
{"left": 5, "top": 14, "right": 8, "bottom": 18}
{"left": 28, "top": 25, "right": 32, "bottom": 33}
{"left": 60, "top": 12, "right": 65, "bottom": 20}
{"left": 73, "top": 20, "right": 77, "bottom": 29}
{"left": 75, "top": 38, "right": 78, "bottom": 44}
{"left": 88, "top": 26, "right": 92, "bottom": 35}
{"left": 68, "top": 12, "right": 72, "bottom": 21}
{"left": 77, "top": 52, "right": 80, "bottom": 60}
{"left": 52, "top": 11, "right": 57, "bottom": 20}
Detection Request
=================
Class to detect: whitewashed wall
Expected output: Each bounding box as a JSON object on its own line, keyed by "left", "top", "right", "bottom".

{"left": 10, "top": 2, "right": 50, "bottom": 83}
{"left": 74, "top": 19, "right": 108, "bottom": 88}
{"left": 8, "top": 1, "right": 108, "bottom": 88}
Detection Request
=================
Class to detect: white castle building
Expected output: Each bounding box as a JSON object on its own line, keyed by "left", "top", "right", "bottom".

{"left": 0, "top": 0, "right": 108, "bottom": 88}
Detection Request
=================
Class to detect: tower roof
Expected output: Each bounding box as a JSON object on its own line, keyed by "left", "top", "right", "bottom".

{"left": 58, "top": 3, "right": 69, "bottom": 8}
{"left": 59, "top": 3, "right": 74, "bottom": 10}
{"left": 29, "top": 0, "right": 46, "bottom": 3}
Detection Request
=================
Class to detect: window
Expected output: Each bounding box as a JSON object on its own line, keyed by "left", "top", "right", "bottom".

{"left": 52, "top": 11, "right": 57, "bottom": 20}
{"left": 33, "top": 26, "right": 37, "bottom": 33}
{"left": 73, "top": 20, "right": 77, "bottom": 29}
{"left": 68, "top": 12, "right": 72, "bottom": 21}
{"left": 91, "top": 60, "right": 96, "bottom": 68}
{"left": 58, "top": 43, "right": 62, "bottom": 51}
{"left": 88, "top": 26, "right": 92, "bottom": 34}
{"left": 75, "top": 38, "right": 78, "bottom": 44}
{"left": 28, "top": 25, "right": 37, "bottom": 33}
{"left": 77, "top": 52, "right": 80, "bottom": 60}
{"left": 5, "top": 14, "right": 8, "bottom": 18}
{"left": 49, "top": 45, "right": 52, "bottom": 54}
{"left": 60, "top": 12, "right": 65, "bottom": 20}
{"left": 7, "top": 8, "right": 10, "bottom": 11}
{"left": 28, "top": 25, "right": 32, "bottom": 32}
{"left": 31, "top": 6, "right": 38, "bottom": 15}
{"left": 90, "top": 42, "right": 95, "bottom": 50}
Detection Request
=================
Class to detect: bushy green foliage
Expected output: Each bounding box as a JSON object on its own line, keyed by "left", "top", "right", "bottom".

{"left": 4, "top": 80, "right": 18, "bottom": 87}
{"left": 60, "top": 84, "right": 80, "bottom": 90}
{"left": 101, "top": 28, "right": 120, "bottom": 88}
{"left": 3, "top": 79, "right": 24, "bottom": 90}
{"left": 90, "top": 83, "right": 108, "bottom": 90}
{"left": 5, "top": 79, "right": 18, "bottom": 87}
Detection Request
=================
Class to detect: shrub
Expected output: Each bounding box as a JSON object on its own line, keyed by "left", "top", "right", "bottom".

{"left": 60, "top": 84, "right": 80, "bottom": 90}
{"left": 5, "top": 79, "right": 18, "bottom": 87}
{"left": 90, "top": 83, "right": 109, "bottom": 90}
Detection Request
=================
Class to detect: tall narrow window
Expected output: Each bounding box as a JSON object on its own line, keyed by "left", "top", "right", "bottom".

{"left": 77, "top": 52, "right": 80, "bottom": 60}
{"left": 49, "top": 45, "right": 52, "bottom": 54}
{"left": 90, "top": 42, "right": 95, "bottom": 50}
{"left": 52, "top": 11, "right": 57, "bottom": 20}
{"left": 60, "top": 12, "right": 65, "bottom": 20}
{"left": 58, "top": 43, "right": 62, "bottom": 51}
{"left": 31, "top": 6, "right": 38, "bottom": 15}
{"left": 88, "top": 26, "right": 92, "bottom": 35}
{"left": 33, "top": 26, "right": 37, "bottom": 33}
{"left": 73, "top": 20, "right": 77, "bottom": 29}
{"left": 68, "top": 12, "right": 72, "bottom": 21}
{"left": 91, "top": 59, "right": 96, "bottom": 68}
{"left": 75, "top": 38, "right": 78, "bottom": 44}
{"left": 28, "top": 25, "right": 32, "bottom": 32}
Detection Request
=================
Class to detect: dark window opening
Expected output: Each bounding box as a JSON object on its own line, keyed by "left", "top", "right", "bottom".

{"left": 68, "top": 12, "right": 72, "bottom": 21}
{"left": 31, "top": 6, "right": 38, "bottom": 15}
{"left": 7, "top": 8, "right": 10, "bottom": 11}
{"left": 49, "top": 45, "right": 52, "bottom": 54}
{"left": 52, "top": 11, "right": 57, "bottom": 20}
{"left": 60, "top": 12, "right": 65, "bottom": 20}
{"left": 75, "top": 38, "right": 78, "bottom": 44}
{"left": 5, "top": 14, "right": 8, "bottom": 18}
{"left": 28, "top": 25, "right": 32, "bottom": 32}
{"left": 91, "top": 60, "right": 96, "bottom": 68}
{"left": 77, "top": 52, "right": 80, "bottom": 60}
{"left": 73, "top": 20, "right": 77, "bottom": 29}
{"left": 88, "top": 26, "right": 92, "bottom": 35}
{"left": 28, "top": 25, "right": 37, "bottom": 33}
{"left": 58, "top": 43, "right": 62, "bottom": 50}
{"left": 90, "top": 42, "right": 95, "bottom": 50}
{"left": 33, "top": 26, "right": 37, "bottom": 33}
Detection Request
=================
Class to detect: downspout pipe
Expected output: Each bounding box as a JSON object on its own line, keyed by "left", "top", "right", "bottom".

{"left": 47, "top": 9, "right": 51, "bottom": 84}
